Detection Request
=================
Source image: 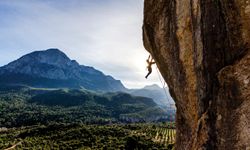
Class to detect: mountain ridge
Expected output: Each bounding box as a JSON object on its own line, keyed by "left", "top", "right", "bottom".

{"left": 128, "top": 84, "right": 175, "bottom": 107}
{"left": 0, "top": 85, "right": 171, "bottom": 127}
{"left": 0, "top": 48, "right": 175, "bottom": 108}
{"left": 0, "top": 48, "right": 126, "bottom": 92}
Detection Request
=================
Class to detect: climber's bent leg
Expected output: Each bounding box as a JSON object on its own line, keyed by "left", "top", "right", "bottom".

{"left": 145, "top": 71, "right": 152, "bottom": 79}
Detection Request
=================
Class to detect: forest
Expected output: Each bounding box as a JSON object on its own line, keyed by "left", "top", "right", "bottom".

{"left": 0, "top": 85, "right": 174, "bottom": 127}
{"left": 0, "top": 123, "right": 175, "bottom": 150}
{"left": 0, "top": 85, "right": 175, "bottom": 149}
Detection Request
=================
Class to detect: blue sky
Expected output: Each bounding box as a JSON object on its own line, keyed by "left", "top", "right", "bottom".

{"left": 0, "top": 0, "right": 163, "bottom": 89}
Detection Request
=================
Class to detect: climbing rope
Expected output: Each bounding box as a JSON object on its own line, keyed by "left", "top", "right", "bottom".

{"left": 155, "top": 66, "right": 172, "bottom": 110}
{"left": 154, "top": 66, "right": 176, "bottom": 144}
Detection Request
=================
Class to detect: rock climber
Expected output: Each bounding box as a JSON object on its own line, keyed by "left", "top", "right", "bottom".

{"left": 145, "top": 55, "right": 156, "bottom": 79}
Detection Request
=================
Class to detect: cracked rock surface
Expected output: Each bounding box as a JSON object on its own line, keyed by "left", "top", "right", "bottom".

{"left": 143, "top": 0, "right": 250, "bottom": 149}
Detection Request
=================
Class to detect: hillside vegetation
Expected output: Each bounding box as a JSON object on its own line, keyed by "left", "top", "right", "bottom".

{"left": 0, "top": 123, "right": 175, "bottom": 150}
{"left": 0, "top": 85, "right": 171, "bottom": 127}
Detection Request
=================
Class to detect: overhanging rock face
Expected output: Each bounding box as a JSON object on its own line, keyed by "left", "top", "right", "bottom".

{"left": 143, "top": 0, "right": 250, "bottom": 149}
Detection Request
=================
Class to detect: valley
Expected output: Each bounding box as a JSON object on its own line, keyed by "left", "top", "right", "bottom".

{"left": 0, "top": 123, "right": 175, "bottom": 150}
{"left": 0, "top": 85, "right": 174, "bottom": 127}
{"left": 0, "top": 49, "right": 176, "bottom": 149}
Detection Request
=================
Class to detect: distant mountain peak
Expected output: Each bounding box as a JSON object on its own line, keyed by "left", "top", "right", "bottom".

{"left": 41, "top": 48, "right": 69, "bottom": 58}
{"left": 31, "top": 48, "right": 66, "bottom": 55}
{"left": 143, "top": 84, "right": 162, "bottom": 90}
{"left": 45, "top": 48, "right": 62, "bottom": 52}
{"left": 30, "top": 48, "right": 70, "bottom": 62}
{"left": 0, "top": 48, "right": 126, "bottom": 92}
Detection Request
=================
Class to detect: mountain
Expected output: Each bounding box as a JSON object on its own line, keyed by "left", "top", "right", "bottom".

{"left": 128, "top": 84, "right": 175, "bottom": 107}
{"left": 0, "top": 48, "right": 126, "bottom": 92}
{"left": 0, "top": 48, "right": 175, "bottom": 109}
{"left": 0, "top": 85, "right": 170, "bottom": 127}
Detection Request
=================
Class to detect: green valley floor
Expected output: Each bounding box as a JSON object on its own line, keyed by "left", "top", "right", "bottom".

{"left": 0, "top": 123, "right": 175, "bottom": 150}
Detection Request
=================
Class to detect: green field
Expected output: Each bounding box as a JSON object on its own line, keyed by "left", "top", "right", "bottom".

{"left": 0, "top": 123, "right": 175, "bottom": 150}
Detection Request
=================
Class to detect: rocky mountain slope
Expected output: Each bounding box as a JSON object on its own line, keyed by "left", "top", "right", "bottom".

{"left": 143, "top": 0, "right": 250, "bottom": 149}
{"left": 0, "top": 49, "right": 176, "bottom": 109}
{"left": 128, "top": 84, "right": 175, "bottom": 107}
{"left": 0, "top": 49, "right": 126, "bottom": 92}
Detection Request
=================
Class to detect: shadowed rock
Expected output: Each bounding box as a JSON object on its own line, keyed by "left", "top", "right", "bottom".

{"left": 143, "top": 0, "right": 250, "bottom": 149}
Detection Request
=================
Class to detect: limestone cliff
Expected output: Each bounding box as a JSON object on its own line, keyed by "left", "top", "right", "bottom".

{"left": 143, "top": 0, "right": 250, "bottom": 149}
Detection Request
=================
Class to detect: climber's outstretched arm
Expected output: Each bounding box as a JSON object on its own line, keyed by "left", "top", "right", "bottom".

{"left": 148, "top": 55, "right": 151, "bottom": 59}
{"left": 146, "top": 55, "right": 151, "bottom": 63}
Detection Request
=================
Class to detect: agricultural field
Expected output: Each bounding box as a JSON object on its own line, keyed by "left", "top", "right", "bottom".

{"left": 0, "top": 123, "right": 175, "bottom": 150}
